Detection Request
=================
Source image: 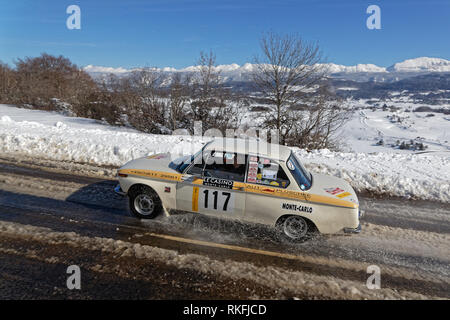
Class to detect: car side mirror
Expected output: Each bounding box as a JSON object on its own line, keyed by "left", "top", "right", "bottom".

{"left": 180, "top": 175, "right": 190, "bottom": 181}
{"left": 202, "top": 170, "right": 212, "bottom": 178}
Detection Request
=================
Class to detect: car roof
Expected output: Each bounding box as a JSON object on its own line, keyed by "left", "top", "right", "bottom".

{"left": 204, "top": 138, "right": 292, "bottom": 161}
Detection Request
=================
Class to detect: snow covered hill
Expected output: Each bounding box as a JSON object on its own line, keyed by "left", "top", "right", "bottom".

{"left": 1, "top": 104, "right": 449, "bottom": 202}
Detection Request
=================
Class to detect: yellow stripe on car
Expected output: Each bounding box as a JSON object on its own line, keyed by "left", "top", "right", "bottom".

{"left": 336, "top": 192, "right": 351, "bottom": 198}
{"left": 119, "top": 169, "right": 182, "bottom": 182}
{"left": 192, "top": 187, "right": 199, "bottom": 212}
{"left": 243, "top": 183, "right": 357, "bottom": 209}
{"left": 119, "top": 169, "right": 357, "bottom": 209}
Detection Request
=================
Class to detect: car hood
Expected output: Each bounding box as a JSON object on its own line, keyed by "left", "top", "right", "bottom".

{"left": 309, "top": 173, "right": 359, "bottom": 205}
{"left": 119, "top": 153, "right": 180, "bottom": 174}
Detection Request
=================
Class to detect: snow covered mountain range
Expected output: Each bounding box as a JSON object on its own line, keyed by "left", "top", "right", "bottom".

{"left": 387, "top": 57, "right": 450, "bottom": 73}
{"left": 84, "top": 57, "right": 450, "bottom": 82}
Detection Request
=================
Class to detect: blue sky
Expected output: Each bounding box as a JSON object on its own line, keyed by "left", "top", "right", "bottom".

{"left": 0, "top": 0, "right": 449, "bottom": 69}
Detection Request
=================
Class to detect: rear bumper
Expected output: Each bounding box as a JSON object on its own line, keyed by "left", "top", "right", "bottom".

{"left": 114, "top": 184, "right": 126, "bottom": 196}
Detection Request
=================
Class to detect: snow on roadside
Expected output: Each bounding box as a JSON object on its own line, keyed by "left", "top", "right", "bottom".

{"left": 295, "top": 148, "right": 450, "bottom": 202}
{"left": 0, "top": 104, "right": 449, "bottom": 202}
{"left": 0, "top": 105, "right": 206, "bottom": 166}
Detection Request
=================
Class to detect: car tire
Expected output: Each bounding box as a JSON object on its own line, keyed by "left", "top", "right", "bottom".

{"left": 276, "top": 215, "right": 315, "bottom": 242}
{"left": 128, "top": 185, "right": 162, "bottom": 219}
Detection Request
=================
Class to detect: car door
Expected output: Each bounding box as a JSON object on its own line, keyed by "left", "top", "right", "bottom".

{"left": 176, "top": 150, "right": 247, "bottom": 220}
{"left": 243, "top": 155, "right": 294, "bottom": 225}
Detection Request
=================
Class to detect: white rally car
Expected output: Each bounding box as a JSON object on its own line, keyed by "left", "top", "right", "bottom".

{"left": 115, "top": 138, "right": 361, "bottom": 241}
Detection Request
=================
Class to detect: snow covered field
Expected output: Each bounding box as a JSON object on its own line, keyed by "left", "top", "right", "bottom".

{"left": 339, "top": 100, "right": 450, "bottom": 153}
{"left": 0, "top": 104, "right": 449, "bottom": 202}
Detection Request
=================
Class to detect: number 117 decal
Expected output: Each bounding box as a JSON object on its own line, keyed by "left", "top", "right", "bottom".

{"left": 199, "top": 188, "right": 234, "bottom": 212}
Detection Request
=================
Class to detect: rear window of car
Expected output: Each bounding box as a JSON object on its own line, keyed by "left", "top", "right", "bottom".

{"left": 246, "top": 155, "right": 290, "bottom": 188}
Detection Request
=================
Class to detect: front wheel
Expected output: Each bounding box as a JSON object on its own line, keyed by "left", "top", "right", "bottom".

{"left": 277, "top": 215, "right": 315, "bottom": 242}
{"left": 128, "top": 185, "right": 162, "bottom": 219}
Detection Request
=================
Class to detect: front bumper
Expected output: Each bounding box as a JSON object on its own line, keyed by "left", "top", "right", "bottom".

{"left": 358, "top": 208, "right": 365, "bottom": 218}
{"left": 114, "top": 184, "right": 126, "bottom": 196}
{"left": 344, "top": 223, "right": 362, "bottom": 234}
{"left": 344, "top": 207, "right": 363, "bottom": 234}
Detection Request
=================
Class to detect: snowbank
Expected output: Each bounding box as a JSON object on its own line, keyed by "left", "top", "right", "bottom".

{"left": 294, "top": 148, "right": 450, "bottom": 203}
{"left": 0, "top": 115, "right": 205, "bottom": 166}
{"left": 0, "top": 105, "right": 449, "bottom": 202}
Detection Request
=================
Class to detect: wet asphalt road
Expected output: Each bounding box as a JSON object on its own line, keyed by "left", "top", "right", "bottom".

{"left": 0, "top": 156, "right": 448, "bottom": 299}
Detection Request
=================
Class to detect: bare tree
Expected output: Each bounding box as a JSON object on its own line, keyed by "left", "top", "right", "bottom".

{"left": 126, "top": 67, "right": 169, "bottom": 133}
{"left": 189, "top": 51, "right": 240, "bottom": 134}
{"left": 251, "top": 32, "right": 346, "bottom": 148}
{"left": 14, "top": 53, "right": 96, "bottom": 110}
{"left": 0, "top": 62, "right": 17, "bottom": 104}
{"left": 283, "top": 86, "right": 350, "bottom": 149}
{"left": 74, "top": 72, "right": 136, "bottom": 125}
{"left": 168, "top": 72, "right": 190, "bottom": 131}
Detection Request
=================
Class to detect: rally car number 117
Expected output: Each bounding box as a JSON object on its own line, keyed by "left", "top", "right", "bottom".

{"left": 115, "top": 138, "right": 362, "bottom": 241}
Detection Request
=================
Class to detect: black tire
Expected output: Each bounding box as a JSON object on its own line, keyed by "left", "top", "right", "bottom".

{"left": 276, "top": 215, "right": 316, "bottom": 243}
{"left": 128, "top": 185, "right": 162, "bottom": 219}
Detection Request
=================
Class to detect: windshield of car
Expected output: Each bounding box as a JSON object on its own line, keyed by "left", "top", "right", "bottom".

{"left": 287, "top": 152, "right": 312, "bottom": 190}
{"left": 169, "top": 141, "right": 212, "bottom": 173}
{"left": 168, "top": 154, "right": 190, "bottom": 172}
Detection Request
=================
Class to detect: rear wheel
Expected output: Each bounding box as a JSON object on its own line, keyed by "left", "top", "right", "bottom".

{"left": 128, "top": 185, "right": 162, "bottom": 219}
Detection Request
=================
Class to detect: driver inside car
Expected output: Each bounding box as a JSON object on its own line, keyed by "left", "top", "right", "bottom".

{"left": 204, "top": 153, "right": 246, "bottom": 182}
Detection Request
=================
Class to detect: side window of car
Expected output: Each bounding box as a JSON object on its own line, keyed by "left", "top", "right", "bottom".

{"left": 203, "top": 151, "right": 247, "bottom": 182}
{"left": 246, "top": 156, "right": 290, "bottom": 188}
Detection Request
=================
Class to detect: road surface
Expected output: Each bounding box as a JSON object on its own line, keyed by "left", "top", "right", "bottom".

{"left": 0, "top": 153, "right": 448, "bottom": 299}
